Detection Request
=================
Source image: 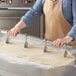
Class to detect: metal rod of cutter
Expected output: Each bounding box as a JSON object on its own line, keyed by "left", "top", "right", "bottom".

{"left": 24, "top": 33, "right": 28, "bottom": 48}
{"left": 64, "top": 44, "right": 68, "bottom": 57}
{"left": 5, "top": 31, "right": 10, "bottom": 44}
{"left": 26, "top": 33, "right": 27, "bottom": 42}
{"left": 44, "top": 39, "right": 47, "bottom": 52}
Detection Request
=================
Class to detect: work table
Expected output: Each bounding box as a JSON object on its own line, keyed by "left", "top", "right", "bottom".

{"left": 0, "top": 31, "right": 76, "bottom": 76}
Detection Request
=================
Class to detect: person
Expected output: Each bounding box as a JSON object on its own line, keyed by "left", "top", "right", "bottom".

{"left": 8, "top": 0, "right": 76, "bottom": 47}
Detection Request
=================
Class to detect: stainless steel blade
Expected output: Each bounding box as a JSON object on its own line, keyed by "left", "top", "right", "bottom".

{"left": 44, "top": 39, "right": 47, "bottom": 52}
{"left": 64, "top": 44, "right": 68, "bottom": 57}
{"left": 24, "top": 33, "right": 28, "bottom": 48}
{"left": 5, "top": 31, "right": 10, "bottom": 44}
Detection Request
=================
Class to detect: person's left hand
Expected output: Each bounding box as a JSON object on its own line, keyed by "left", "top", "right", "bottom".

{"left": 53, "top": 36, "right": 73, "bottom": 47}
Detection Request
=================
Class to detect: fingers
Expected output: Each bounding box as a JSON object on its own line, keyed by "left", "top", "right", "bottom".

{"left": 53, "top": 36, "right": 73, "bottom": 47}
{"left": 13, "top": 29, "right": 17, "bottom": 37}
{"left": 60, "top": 41, "right": 65, "bottom": 47}
{"left": 8, "top": 30, "right": 15, "bottom": 37}
{"left": 53, "top": 38, "right": 65, "bottom": 47}
{"left": 8, "top": 27, "right": 20, "bottom": 37}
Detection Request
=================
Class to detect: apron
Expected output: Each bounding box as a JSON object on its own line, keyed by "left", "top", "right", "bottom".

{"left": 43, "top": 0, "right": 72, "bottom": 41}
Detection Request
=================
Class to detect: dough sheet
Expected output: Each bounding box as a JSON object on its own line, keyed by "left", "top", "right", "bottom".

{"left": 0, "top": 40, "right": 75, "bottom": 67}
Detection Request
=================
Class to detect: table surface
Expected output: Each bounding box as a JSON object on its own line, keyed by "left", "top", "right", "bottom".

{"left": 0, "top": 31, "right": 76, "bottom": 76}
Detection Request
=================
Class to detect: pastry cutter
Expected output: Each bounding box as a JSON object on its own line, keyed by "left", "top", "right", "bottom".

{"left": 5, "top": 31, "right": 10, "bottom": 44}
{"left": 24, "top": 33, "right": 28, "bottom": 48}
{"left": 63, "top": 44, "right": 68, "bottom": 57}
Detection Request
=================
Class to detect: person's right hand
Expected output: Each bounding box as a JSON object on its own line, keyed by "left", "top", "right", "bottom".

{"left": 8, "top": 20, "right": 26, "bottom": 37}
{"left": 8, "top": 26, "right": 20, "bottom": 37}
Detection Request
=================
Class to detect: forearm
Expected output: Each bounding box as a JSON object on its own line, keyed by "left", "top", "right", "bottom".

{"left": 15, "top": 20, "right": 26, "bottom": 30}
{"left": 67, "top": 24, "right": 76, "bottom": 41}
{"left": 21, "top": 0, "right": 43, "bottom": 26}
{"left": 68, "top": 0, "right": 76, "bottom": 41}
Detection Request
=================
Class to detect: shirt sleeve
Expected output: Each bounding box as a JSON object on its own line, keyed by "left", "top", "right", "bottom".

{"left": 21, "top": 0, "right": 43, "bottom": 27}
{"left": 67, "top": 0, "right": 76, "bottom": 41}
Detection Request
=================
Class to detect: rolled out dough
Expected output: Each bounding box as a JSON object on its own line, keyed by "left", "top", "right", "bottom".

{"left": 0, "top": 40, "right": 75, "bottom": 67}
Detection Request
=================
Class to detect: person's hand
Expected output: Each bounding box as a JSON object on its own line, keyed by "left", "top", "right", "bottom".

{"left": 8, "top": 20, "right": 26, "bottom": 37}
{"left": 53, "top": 36, "right": 73, "bottom": 47}
{"left": 8, "top": 26, "right": 20, "bottom": 37}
